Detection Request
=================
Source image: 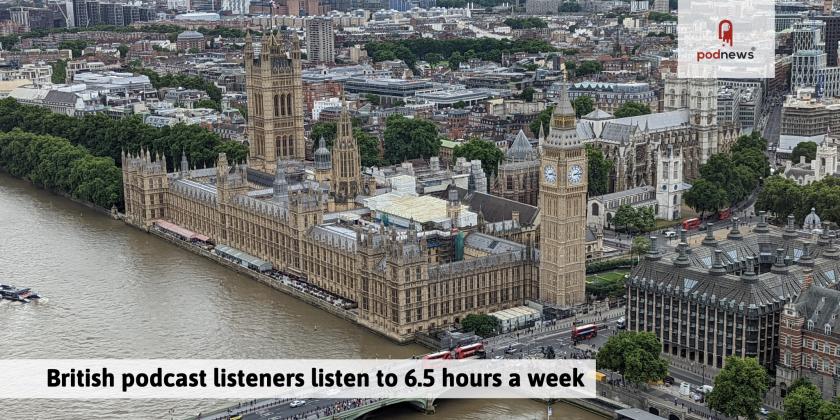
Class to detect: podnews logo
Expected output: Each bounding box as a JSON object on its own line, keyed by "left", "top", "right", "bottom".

{"left": 695, "top": 19, "right": 756, "bottom": 62}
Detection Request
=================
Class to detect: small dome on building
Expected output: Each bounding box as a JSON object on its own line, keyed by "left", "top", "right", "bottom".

{"left": 314, "top": 136, "right": 332, "bottom": 170}
{"left": 804, "top": 208, "right": 822, "bottom": 230}
{"left": 177, "top": 30, "right": 205, "bottom": 40}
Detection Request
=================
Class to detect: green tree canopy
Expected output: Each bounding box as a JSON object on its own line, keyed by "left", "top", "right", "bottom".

{"left": 194, "top": 98, "right": 220, "bottom": 111}
{"left": 572, "top": 96, "right": 594, "bottom": 118}
{"left": 453, "top": 139, "right": 504, "bottom": 176}
{"left": 596, "top": 331, "right": 668, "bottom": 384}
{"left": 383, "top": 115, "right": 441, "bottom": 164}
{"left": 0, "top": 98, "right": 247, "bottom": 170}
{"left": 503, "top": 17, "right": 548, "bottom": 29}
{"left": 461, "top": 314, "right": 500, "bottom": 337}
{"left": 631, "top": 236, "right": 651, "bottom": 260}
{"left": 51, "top": 60, "right": 66, "bottom": 84}
{"left": 0, "top": 129, "right": 122, "bottom": 209}
{"left": 529, "top": 106, "right": 554, "bottom": 136}
{"left": 706, "top": 357, "right": 768, "bottom": 420}
{"left": 783, "top": 381, "right": 823, "bottom": 420}
{"left": 791, "top": 141, "right": 818, "bottom": 164}
{"left": 519, "top": 87, "right": 536, "bottom": 102}
{"left": 586, "top": 144, "right": 613, "bottom": 196}
{"left": 574, "top": 60, "right": 603, "bottom": 76}
{"left": 684, "top": 178, "right": 728, "bottom": 217}
{"left": 614, "top": 102, "right": 652, "bottom": 118}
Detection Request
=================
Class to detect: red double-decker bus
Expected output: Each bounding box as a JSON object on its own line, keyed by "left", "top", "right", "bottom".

{"left": 423, "top": 350, "right": 452, "bottom": 360}
{"left": 682, "top": 218, "right": 701, "bottom": 231}
{"left": 571, "top": 324, "right": 598, "bottom": 341}
{"left": 718, "top": 208, "right": 732, "bottom": 221}
{"left": 454, "top": 343, "right": 485, "bottom": 359}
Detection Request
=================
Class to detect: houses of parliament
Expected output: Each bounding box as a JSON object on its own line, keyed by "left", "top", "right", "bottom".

{"left": 121, "top": 30, "right": 588, "bottom": 342}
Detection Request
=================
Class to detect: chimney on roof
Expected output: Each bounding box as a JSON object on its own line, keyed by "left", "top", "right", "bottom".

{"left": 646, "top": 235, "right": 662, "bottom": 260}
{"left": 741, "top": 256, "right": 758, "bottom": 284}
{"left": 784, "top": 214, "right": 798, "bottom": 239}
{"left": 772, "top": 248, "right": 789, "bottom": 274}
{"left": 709, "top": 249, "right": 727, "bottom": 276}
{"left": 702, "top": 223, "right": 717, "bottom": 247}
{"left": 798, "top": 242, "right": 815, "bottom": 268}
{"left": 727, "top": 217, "right": 743, "bottom": 240}
{"left": 673, "top": 241, "right": 691, "bottom": 267}
{"left": 754, "top": 211, "right": 769, "bottom": 234}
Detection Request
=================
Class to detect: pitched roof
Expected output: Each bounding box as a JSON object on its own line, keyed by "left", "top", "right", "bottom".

{"left": 434, "top": 187, "right": 539, "bottom": 226}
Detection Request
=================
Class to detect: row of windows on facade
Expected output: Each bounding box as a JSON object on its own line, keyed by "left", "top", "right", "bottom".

{"left": 784, "top": 334, "right": 840, "bottom": 354}
{"left": 784, "top": 352, "right": 840, "bottom": 375}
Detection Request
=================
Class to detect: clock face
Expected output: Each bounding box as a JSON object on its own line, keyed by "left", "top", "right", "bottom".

{"left": 568, "top": 164, "right": 583, "bottom": 184}
{"left": 544, "top": 165, "right": 557, "bottom": 183}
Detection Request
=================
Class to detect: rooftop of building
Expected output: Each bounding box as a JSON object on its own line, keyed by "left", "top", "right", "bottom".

{"left": 628, "top": 214, "right": 840, "bottom": 313}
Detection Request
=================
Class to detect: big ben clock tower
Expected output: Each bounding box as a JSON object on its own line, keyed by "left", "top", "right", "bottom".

{"left": 538, "top": 83, "right": 587, "bottom": 307}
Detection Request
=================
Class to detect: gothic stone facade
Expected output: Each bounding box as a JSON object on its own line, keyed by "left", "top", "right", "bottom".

{"left": 122, "top": 151, "right": 538, "bottom": 342}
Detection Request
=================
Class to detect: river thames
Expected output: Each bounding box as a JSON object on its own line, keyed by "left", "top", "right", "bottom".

{"left": 0, "top": 173, "right": 602, "bottom": 420}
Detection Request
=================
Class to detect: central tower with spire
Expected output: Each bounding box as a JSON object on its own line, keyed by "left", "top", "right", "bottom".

{"left": 538, "top": 82, "right": 588, "bottom": 308}
{"left": 330, "top": 99, "right": 362, "bottom": 210}
{"left": 244, "top": 29, "right": 306, "bottom": 172}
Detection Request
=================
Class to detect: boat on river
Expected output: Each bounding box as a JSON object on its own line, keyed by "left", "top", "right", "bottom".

{"left": 0, "top": 284, "right": 41, "bottom": 303}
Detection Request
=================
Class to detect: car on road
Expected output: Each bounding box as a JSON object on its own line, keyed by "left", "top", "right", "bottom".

{"left": 494, "top": 355, "right": 503, "bottom": 359}
{"left": 664, "top": 230, "right": 677, "bottom": 239}
{"left": 760, "top": 407, "right": 769, "bottom": 416}
{"left": 290, "top": 400, "right": 307, "bottom": 408}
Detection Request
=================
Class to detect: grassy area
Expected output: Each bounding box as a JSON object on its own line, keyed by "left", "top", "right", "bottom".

{"left": 586, "top": 269, "right": 630, "bottom": 300}
{"left": 587, "top": 270, "right": 628, "bottom": 282}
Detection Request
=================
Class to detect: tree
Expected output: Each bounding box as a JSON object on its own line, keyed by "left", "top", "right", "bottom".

{"left": 586, "top": 144, "right": 612, "bottom": 196}
{"left": 755, "top": 176, "right": 801, "bottom": 222}
{"left": 791, "top": 141, "right": 818, "bottom": 164}
{"left": 355, "top": 129, "right": 382, "bottom": 168}
{"left": 614, "top": 102, "right": 652, "bottom": 118}
{"left": 596, "top": 331, "right": 668, "bottom": 384}
{"left": 529, "top": 106, "right": 554, "bottom": 137}
{"left": 572, "top": 96, "right": 594, "bottom": 118}
{"left": 635, "top": 206, "right": 655, "bottom": 232}
{"left": 453, "top": 139, "right": 504, "bottom": 176}
{"left": 194, "top": 98, "right": 220, "bottom": 111}
{"left": 503, "top": 17, "right": 548, "bottom": 29}
{"left": 519, "top": 87, "right": 535, "bottom": 102}
{"left": 575, "top": 60, "right": 602, "bottom": 76}
{"left": 188, "top": 47, "right": 200, "bottom": 54}
{"left": 631, "top": 236, "right": 651, "bottom": 262}
{"left": 684, "top": 178, "right": 728, "bottom": 218}
{"left": 51, "top": 60, "right": 66, "bottom": 84}
{"left": 461, "top": 313, "right": 500, "bottom": 337}
{"left": 706, "top": 357, "right": 768, "bottom": 420}
{"left": 383, "top": 115, "right": 441, "bottom": 164}
{"left": 818, "top": 399, "right": 840, "bottom": 420}
{"left": 453, "top": 100, "right": 466, "bottom": 109}
{"left": 117, "top": 44, "right": 129, "bottom": 59}
{"left": 648, "top": 11, "right": 677, "bottom": 22}
{"left": 59, "top": 40, "right": 88, "bottom": 58}
{"left": 612, "top": 204, "right": 638, "bottom": 232}
{"left": 783, "top": 381, "right": 823, "bottom": 420}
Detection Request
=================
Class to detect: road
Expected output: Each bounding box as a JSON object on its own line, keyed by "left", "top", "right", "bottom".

{"left": 481, "top": 307, "right": 626, "bottom": 360}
